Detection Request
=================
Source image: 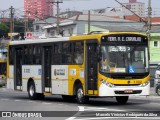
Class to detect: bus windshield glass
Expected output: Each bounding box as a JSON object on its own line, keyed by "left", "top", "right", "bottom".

{"left": 100, "top": 45, "right": 149, "bottom": 74}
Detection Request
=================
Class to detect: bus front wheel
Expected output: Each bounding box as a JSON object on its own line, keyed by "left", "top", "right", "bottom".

{"left": 156, "top": 85, "right": 160, "bottom": 96}
{"left": 116, "top": 96, "right": 129, "bottom": 104}
{"left": 76, "top": 85, "right": 88, "bottom": 104}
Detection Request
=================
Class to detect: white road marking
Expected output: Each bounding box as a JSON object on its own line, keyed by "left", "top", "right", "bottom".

{"left": 41, "top": 102, "right": 52, "bottom": 105}
{"left": 15, "top": 100, "right": 21, "bottom": 101}
{"left": 58, "top": 104, "right": 64, "bottom": 105}
{"left": 66, "top": 106, "right": 125, "bottom": 120}
{"left": 78, "top": 106, "right": 125, "bottom": 111}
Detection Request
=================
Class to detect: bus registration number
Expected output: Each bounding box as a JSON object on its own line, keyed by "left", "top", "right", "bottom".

{"left": 124, "top": 89, "right": 133, "bottom": 93}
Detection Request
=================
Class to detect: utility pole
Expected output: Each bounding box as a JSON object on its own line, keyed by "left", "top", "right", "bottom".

{"left": 88, "top": 10, "right": 90, "bottom": 33}
{"left": 9, "top": 6, "right": 14, "bottom": 40}
{"left": 24, "top": 11, "right": 29, "bottom": 33}
{"left": 55, "top": 0, "right": 63, "bottom": 35}
{"left": 147, "top": 0, "right": 152, "bottom": 63}
{"left": 147, "top": 0, "right": 152, "bottom": 38}
{"left": 47, "top": 0, "right": 63, "bottom": 35}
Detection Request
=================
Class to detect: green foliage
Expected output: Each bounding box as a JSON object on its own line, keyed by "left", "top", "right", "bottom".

{"left": 0, "top": 20, "right": 34, "bottom": 38}
{"left": 0, "top": 22, "right": 9, "bottom": 37}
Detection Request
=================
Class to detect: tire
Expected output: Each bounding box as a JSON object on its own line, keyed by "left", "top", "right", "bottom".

{"left": 76, "top": 85, "right": 88, "bottom": 104}
{"left": 156, "top": 85, "right": 160, "bottom": 96}
{"left": 28, "top": 81, "right": 38, "bottom": 100}
{"left": 116, "top": 96, "right": 129, "bottom": 104}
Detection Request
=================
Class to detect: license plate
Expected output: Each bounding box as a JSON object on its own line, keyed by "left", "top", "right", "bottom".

{"left": 124, "top": 89, "right": 133, "bottom": 93}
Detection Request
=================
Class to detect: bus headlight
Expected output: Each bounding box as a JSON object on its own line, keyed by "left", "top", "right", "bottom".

{"left": 139, "top": 81, "right": 150, "bottom": 87}
{"left": 100, "top": 79, "right": 114, "bottom": 88}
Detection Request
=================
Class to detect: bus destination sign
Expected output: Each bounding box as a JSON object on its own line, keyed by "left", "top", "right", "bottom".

{"left": 101, "top": 34, "right": 148, "bottom": 45}
{"left": 107, "top": 36, "right": 142, "bottom": 42}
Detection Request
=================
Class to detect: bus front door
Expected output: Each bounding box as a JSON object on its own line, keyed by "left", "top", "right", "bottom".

{"left": 42, "top": 47, "right": 51, "bottom": 93}
{"left": 14, "top": 48, "right": 23, "bottom": 90}
{"left": 86, "top": 41, "right": 98, "bottom": 95}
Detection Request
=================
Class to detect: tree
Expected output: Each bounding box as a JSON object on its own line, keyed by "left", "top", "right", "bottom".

{"left": 0, "top": 22, "right": 9, "bottom": 38}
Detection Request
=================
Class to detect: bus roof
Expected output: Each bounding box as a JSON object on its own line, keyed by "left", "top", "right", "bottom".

{"left": 9, "top": 32, "right": 147, "bottom": 45}
{"left": 70, "top": 32, "right": 147, "bottom": 40}
{"left": 9, "top": 37, "right": 70, "bottom": 45}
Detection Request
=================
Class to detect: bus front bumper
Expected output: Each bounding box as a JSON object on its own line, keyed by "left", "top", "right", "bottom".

{"left": 99, "top": 82, "right": 150, "bottom": 96}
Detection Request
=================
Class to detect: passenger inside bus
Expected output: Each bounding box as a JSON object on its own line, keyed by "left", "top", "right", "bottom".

{"left": 74, "top": 52, "right": 83, "bottom": 64}
{"left": 101, "top": 59, "right": 110, "bottom": 71}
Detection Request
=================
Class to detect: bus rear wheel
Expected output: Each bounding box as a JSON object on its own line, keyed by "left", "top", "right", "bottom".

{"left": 76, "top": 85, "right": 88, "bottom": 104}
{"left": 28, "top": 81, "right": 38, "bottom": 100}
{"left": 116, "top": 96, "right": 129, "bottom": 104}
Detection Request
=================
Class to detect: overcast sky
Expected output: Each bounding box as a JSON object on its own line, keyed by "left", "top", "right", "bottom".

{"left": 0, "top": 0, "right": 159, "bottom": 16}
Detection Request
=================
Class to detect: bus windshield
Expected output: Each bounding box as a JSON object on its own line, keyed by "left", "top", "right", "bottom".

{"left": 100, "top": 45, "right": 149, "bottom": 74}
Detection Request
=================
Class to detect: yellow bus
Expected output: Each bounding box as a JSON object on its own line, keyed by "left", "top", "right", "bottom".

{"left": 0, "top": 47, "right": 7, "bottom": 86}
{"left": 7, "top": 32, "right": 150, "bottom": 104}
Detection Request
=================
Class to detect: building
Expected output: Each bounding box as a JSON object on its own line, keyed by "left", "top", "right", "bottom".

{"left": 24, "top": 0, "right": 53, "bottom": 19}
{"left": 122, "top": 0, "right": 145, "bottom": 17}
{"left": 33, "top": 17, "right": 57, "bottom": 33}
{"left": 83, "top": 0, "right": 145, "bottom": 18}
{"left": 83, "top": 7, "right": 132, "bottom": 19}
{"left": 42, "top": 14, "right": 145, "bottom": 37}
{"left": 59, "top": 11, "right": 82, "bottom": 19}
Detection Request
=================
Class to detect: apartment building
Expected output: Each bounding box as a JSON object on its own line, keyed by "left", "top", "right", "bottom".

{"left": 122, "top": 0, "right": 145, "bottom": 17}
{"left": 24, "top": 0, "right": 53, "bottom": 19}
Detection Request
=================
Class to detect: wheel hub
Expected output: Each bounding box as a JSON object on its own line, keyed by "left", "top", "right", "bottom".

{"left": 29, "top": 85, "right": 34, "bottom": 96}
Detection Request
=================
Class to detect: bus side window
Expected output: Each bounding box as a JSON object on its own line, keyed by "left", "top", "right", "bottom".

{"left": 33, "top": 46, "right": 41, "bottom": 65}
{"left": 62, "top": 42, "right": 72, "bottom": 64}
{"left": 23, "top": 46, "right": 29, "bottom": 65}
{"left": 73, "top": 42, "right": 84, "bottom": 64}
{"left": 52, "top": 43, "right": 62, "bottom": 64}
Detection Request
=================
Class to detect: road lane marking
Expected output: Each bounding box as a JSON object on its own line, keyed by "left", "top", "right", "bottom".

{"left": 15, "top": 100, "right": 22, "bottom": 101}
{"left": 58, "top": 104, "right": 64, "bottom": 105}
{"left": 66, "top": 106, "right": 126, "bottom": 120}
{"left": 78, "top": 106, "right": 125, "bottom": 111}
{"left": 42, "top": 102, "right": 52, "bottom": 105}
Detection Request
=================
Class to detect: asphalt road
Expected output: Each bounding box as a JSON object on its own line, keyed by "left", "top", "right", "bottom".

{"left": 0, "top": 87, "right": 160, "bottom": 120}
